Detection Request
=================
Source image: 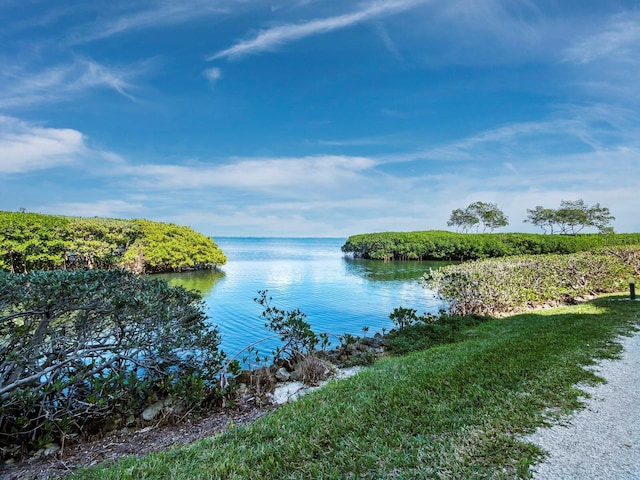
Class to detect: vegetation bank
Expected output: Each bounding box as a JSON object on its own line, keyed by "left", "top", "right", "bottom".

{"left": 0, "top": 211, "right": 226, "bottom": 274}
{"left": 342, "top": 230, "right": 640, "bottom": 261}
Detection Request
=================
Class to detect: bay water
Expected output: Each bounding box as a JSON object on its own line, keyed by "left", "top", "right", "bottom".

{"left": 156, "top": 237, "right": 448, "bottom": 360}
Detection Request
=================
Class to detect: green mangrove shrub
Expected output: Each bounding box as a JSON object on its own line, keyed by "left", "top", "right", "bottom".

{"left": 123, "top": 220, "right": 227, "bottom": 273}
{"left": 0, "top": 270, "right": 225, "bottom": 457}
{"left": 0, "top": 211, "right": 226, "bottom": 274}
{"left": 342, "top": 231, "right": 640, "bottom": 261}
{"left": 0, "top": 212, "right": 69, "bottom": 273}
{"left": 254, "top": 290, "right": 320, "bottom": 363}
{"left": 601, "top": 245, "right": 640, "bottom": 276}
{"left": 424, "top": 250, "right": 633, "bottom": 315}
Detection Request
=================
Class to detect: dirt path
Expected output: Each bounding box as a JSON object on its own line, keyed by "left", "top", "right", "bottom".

{"left": 527, "top": 329, "right": 640, "bottom": 479}
{"left": 0, "top": 404, "right": 272, "bottom": 480}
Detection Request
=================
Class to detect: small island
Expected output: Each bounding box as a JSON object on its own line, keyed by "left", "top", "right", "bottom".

{"left": 0, "top": 211, "right": 226, "bottom": 274}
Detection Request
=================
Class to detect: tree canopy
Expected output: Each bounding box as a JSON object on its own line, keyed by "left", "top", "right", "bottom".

{"left": 0, "top": 211, "right": 226, "bottom": 274}
{"left": 447, "top": 202, "right": 509, "bottom": 233}
{"left": 524, "top": 200, "right": 615, "bottom": 234}
{"left": 0, "top": 270, "right": 225, "bottom": 452}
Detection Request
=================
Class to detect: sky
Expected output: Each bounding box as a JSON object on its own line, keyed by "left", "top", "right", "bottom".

{"left": 1, "top": 0, "right": 639, "bottom": 237}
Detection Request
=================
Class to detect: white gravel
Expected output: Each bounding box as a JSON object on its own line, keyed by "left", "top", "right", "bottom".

{"left": 270, "top": 366, "right": 362, "bottom": 404}
{"left": 527, "top": 328, "right": 640, "bottom": 480}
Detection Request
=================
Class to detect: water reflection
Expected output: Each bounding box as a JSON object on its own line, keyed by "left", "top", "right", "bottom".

{"left": 154, "top": 238, "right": 448, "bottom": 357}
{"left": 154, "top": 269, "right": 225, "bottom": 296}
{"left": 343, "top": 257, "right": 452, "bottom": 282}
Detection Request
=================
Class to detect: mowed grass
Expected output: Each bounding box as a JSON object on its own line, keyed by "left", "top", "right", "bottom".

{"left": 76, "top": 295, "right": 638, "bottom": 479}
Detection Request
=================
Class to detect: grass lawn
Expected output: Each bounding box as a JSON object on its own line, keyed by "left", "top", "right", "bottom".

{"left": 75, "top": 295, "right": 638, "bottom": 479}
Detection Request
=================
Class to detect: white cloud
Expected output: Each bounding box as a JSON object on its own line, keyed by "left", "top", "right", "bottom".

{"left": 562, "top": 11, "right": 640, "bottom": 104}
{"left": 563, "top": 12, "right": 640, "bottom": 65}
{"left": 203, "top": 67, "right": 222, "bottom": 86}
{"left": 124, "top": 155, "right": 377, "bottom": 191}
{"left": 38, "top": 200, "right": 144, "bottom": 218}
{"left": 0, "top": 116, "right": 86, "bottom": 174}
{"left": 387, "top": 104, "right": 637, "bottom": 165}
{"left": 0, "top": 58, "right": 141, "bottom": 109}
{"left": 67, "top": 0, "right": 230, "bottom": 44}
{"left": 207, "top": 0, "right": 429, "bottom": 60}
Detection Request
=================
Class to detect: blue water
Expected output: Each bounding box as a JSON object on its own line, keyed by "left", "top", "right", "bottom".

{"left": 156, "top": 238, "right": 447, "bottom": 360}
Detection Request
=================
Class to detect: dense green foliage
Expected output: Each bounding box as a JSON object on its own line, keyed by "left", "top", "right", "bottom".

{"left": 123, "top": 220, "right": 227, "bottom": 273}
{"left": 75, "top": 296, "right": 638, "bottom": 479}
{"left": 424, "top": 247, "right": 639, "bottom": 315}
{"left": 342, "top": 230, "right": 640, "bottom": 261}
{"left": 0, "top": 211, "right": 226, "bottom": 273}
{"left": 0, "top": 270, "right": 226, "bottom": 456}
{"left": 0, "top": 212, "right": 69, "bottom": 273}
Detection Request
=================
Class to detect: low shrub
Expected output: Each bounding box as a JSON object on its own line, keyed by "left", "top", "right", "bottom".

{"left": 342, "top": 231, "right": 640, "bottom": 261}
{"left": 0, "top": 270, "right": 225, "bottom": 458}
{"left": 0, "top": 211, "right": 226, "bottom": 274}
{"left": 424, "top": 249, "right": 633, "bottom": 315}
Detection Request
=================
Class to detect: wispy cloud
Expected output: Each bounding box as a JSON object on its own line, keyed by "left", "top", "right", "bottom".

{"left": 563, "top": 11, "right": 640, "bottom": 65}
{"left": 0, "top": 58, "right": 142, "bottom": 109}
{"left": 67, "top": 0, "right": 230, "bottom": 44}
{"left": 389, "top": 104, "right": 636, "bottom": 165}
{"left": 0, "top": 115, "right": 86, "bottom": 174}
{"left": 38, "top": 199, "right": 144, "bottom": 218}
{"left": 203, "top": 67, "right": 222, "bottom": 86}
{"left": 124, "top": 155, "right": 377, "bottom": 191}
{"left": 207, "top": 0, "right": 429, "bottom": 61}
{"left": 562, "top": 11, "right": 640, "bottom": 103}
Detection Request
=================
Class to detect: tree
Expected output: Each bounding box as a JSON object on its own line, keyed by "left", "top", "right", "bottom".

{"left": 0, "top": 212, "right": 226, "bottom": 274}
{"left": 447, "top": 202, "right": 508, "bottom": 233}
{"left": 0, "top": 212, "right": 69, "bottom": 272}
{"left": 447, "top": 208, "right": 479, "bottom": 233}
{"left": 0, "top": 270, "right": 226, "bottom": 452}
{"left": 524, "top": 200, "right": 615, "bottom": 234}
{"left": 122, "top": 220, "right": 227, "bottom": 273}
{"left": 467, "top": 201, "right": 509, "bottom": 232}
{"left": 523, "top": 206, "right": 557, "bottom": 234}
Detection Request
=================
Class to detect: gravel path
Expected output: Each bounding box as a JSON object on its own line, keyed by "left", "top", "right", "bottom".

{"left": 527, "top": 328, "right": 640, "bottom": 479}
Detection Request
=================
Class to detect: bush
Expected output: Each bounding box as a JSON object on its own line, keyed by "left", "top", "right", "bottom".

{"left": 424, "top": 250, "right": 633, "bottom": 315}
{"left": 0, "top": 211, "right": 226, "bottom": 274}
{"left": 342, "top": 231, "right": 640, "bottom": 261}
{"left": 0, "top": 270, "right": 225, "bottom": 457}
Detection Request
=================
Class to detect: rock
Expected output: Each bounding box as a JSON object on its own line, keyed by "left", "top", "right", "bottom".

{"left": 275, "top": 367, "right": 291, "bottom": 382}
{"left": 290, "top": 368, "right": 302, "bottom": 381}
{"left": 43, "top": 444, "right": 60, "bottom": 457}
{"left": 104, "top": 415, "right": 123, "bottom": 433}
{"left": 237, "top": 383, "right": 249, "bottom": 395}
{"left": 142, "top": 398, "right": 172, "bottom": 421}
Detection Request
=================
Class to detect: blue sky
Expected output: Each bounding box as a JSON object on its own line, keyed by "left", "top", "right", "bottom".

{"left": 1, "top": 0, "right": 639, "bottom": 237}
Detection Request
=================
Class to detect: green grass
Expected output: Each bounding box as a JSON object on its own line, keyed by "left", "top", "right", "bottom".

{"left": 75, "top": 295, "right": 638, "bottom": 479}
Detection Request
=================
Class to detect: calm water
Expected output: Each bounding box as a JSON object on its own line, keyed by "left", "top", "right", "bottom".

{"left": 156, "top": 238, "right": 447, "bottom": 359}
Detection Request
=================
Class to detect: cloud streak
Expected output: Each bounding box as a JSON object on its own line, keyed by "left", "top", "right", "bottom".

{"left": 0, "top": 58, "right": 141, "bottom": 109}
{"left": 208, "top": 0, "right": 429, "bottom": 60}
{"left": 124, "top": 155, "right": 377, "bottom": 191}
{"left": 67, "top": 0, "right": 230, "bottom": 44}
{"left": 563, "top": 11, "right": 640, "bottom": 65}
